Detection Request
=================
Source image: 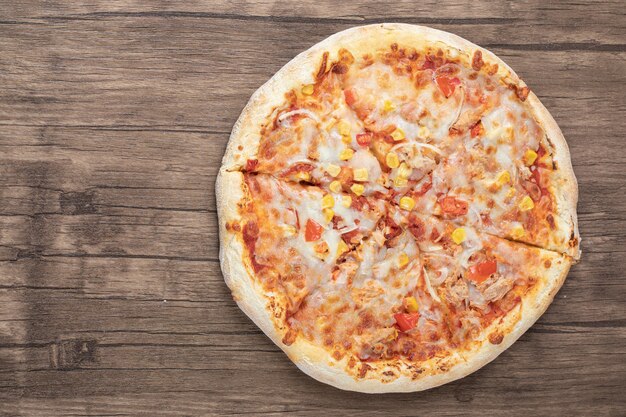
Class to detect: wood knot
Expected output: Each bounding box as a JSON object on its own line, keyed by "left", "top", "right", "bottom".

{"left": 454, "top": 386, "right": 474, "bottom": 403}
{"left": 50, "top": 338, "right": 98, "bottom": 370}
{"left": 59, "top": 191, "right": 96, "bottom": 215}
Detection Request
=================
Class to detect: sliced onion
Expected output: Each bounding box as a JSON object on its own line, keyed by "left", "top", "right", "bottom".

{"left": 432, "top": 63, "right": 462, "bottom": 78}
{"left": 442, "top": 85, "right": 465, "bottom": 133}
{"left": 278, "top": 109, "right": 320, "bottom": 124}
{"left": 432, "top": 266, "right": 450, "bottom": 286}
{"left": 389, "top": 141, "right": 444, "bottom": 156}
{"left": 286, "top": 159, "right": 318, "bottom": 168}
{"left": 424, "top": 251, "right": 453, "bottom": 261}
{"left": 469, "top": 206, "right": 483, "bottom": 227}
{"left": 423, "top": 267, "right": 441, "bottom": 303}
{"left": 419, "top": 241, "right": 445, "bottom": 252}
{"left": 338, "top": 224, "right": 359, "bottom": 234}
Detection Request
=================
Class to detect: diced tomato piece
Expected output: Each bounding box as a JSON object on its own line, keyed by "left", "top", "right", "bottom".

{"left": 466, "top": 260, "right": 498, "bottom": 284}
{"left": 394, "top": 313, "right": 420, "bottom": 332}
{"left": 537, "top": 144, "right": 547, "bottom": 158}
{"left": 344, "top": 89, "right": 357, "bottom": 106}
{"left": 470, "top": 121, "right": 483, "bottom": 138}
{"left": 304, "top": 219, "right": 323, "bottom": 242}
{"left": 436, "top": 76, "right": 461, "bottom": 98}
{"left": 245, "top": 159, "right": 259, "bottom": 171}
{"left": 356, "top": 132, "right": 372, "bottom": 147}
{"left": 531, "top": 166, "right": 541, "bottom": 186}
{"left": 440, "top": 196, "right": 468, "bottom": 216}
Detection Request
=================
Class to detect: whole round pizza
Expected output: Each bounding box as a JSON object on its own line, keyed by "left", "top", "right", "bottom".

{"left": 216, "top": 24, "right": 580, "bottom": 392}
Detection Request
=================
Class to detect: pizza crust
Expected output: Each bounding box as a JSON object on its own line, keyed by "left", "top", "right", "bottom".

{"left": 525, "top": 93, "right": 581, "bottom": 259}
{"left": 217, "top": 24, "right": 579, "bottom": 392}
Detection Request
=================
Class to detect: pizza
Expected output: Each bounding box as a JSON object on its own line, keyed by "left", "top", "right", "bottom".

{"left": 217, "top": 24, "right": 580, "bottom": 392}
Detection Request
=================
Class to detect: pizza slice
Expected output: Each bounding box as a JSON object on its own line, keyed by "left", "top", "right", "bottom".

{"left": 387, "top": 210, "right": 571, "bottom": 367}
{"left": 221, "top": 172, "right": 385, "bottom": 320}
{"left": 392, "top": 88, "right": 579, "bottom": 258}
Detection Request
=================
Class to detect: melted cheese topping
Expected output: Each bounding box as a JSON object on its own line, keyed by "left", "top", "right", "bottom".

{"left": 235, "top": 42, "right": 572, "bottom": 377}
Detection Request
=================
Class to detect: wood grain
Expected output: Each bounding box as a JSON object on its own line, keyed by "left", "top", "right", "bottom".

{"left": 0, "top": 1, "right": 625, "bottom": 416}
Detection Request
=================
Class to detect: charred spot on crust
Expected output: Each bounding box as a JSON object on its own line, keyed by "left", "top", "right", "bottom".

{"left": 471, "top": 50, "right": 484, "bottom": 71}
{"left": 358, "top": 363, "right": 372, "bottom": 378}
{"left": 512, "top": 85, "right": 530, "bottom": 102}
{"left": 348, "top": 356, "right": 357, "bottom": 369}
{"left": 282, "top": 329, "right": 298, "bottom": 346}
{"left": 316, "top": 51, "right": 329, "bottom": 80}
{"left": 488, "top": 331, "right": 504, "bottom": 345}
{"left": 331, "top": 63, "right": 348, "bottom": 74}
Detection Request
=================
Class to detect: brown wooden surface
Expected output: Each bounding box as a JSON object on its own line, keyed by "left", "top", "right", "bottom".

{"left": 0, "top": 1, "right": 625, "bottom": 416}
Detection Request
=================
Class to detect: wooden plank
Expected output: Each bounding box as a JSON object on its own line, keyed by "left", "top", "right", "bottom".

{"left": 0, "top": 1, "right": 625, "bottom": 415}
{"left": 1, "top": 17, "right": 625, "bottom": 132}
{"left": 2, "top": 1, "right": 624, "bottom": 46}
{"left": 0, "top": 331, "right": 623, "bottom": 414}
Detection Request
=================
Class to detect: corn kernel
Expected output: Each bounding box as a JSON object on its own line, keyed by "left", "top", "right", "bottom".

{"left": 390, "top": 128, "right": 405, "bottom": 142}
{"left": 295, "top": 171, "right": 310, "bottom": 182}
{"left": 394, "top": 177, "right": 408, "bottom": 187}
{"left": 519, "top": 195, "right": 535, "bottom": 211}
{"left": 398, "top": 252, "right": 410, "bottom": 268}
{"left": 383, "top": 100, "right": 396, "bottom": 112}
{"left": 397, "top": 162, "right": 412, "bottom": 179}
{"left": 321, "top": 194, "right": 335, "bottom": 209}
{"left": 350, "top": 183, "right": 365, "bottom": 196}
{"left": 353, "top": 168, "right": 368, "bottom": 182}
{"left": 337, "top": 239, "right": 349, "bottom": 256}
{"left": 337, "top": 120, "right": 351, "bottom": 136}
{"left": 524, "top": 149, "right": 538, "bottom": 166}
{"left": 399, "top": 196, "right": 415, "bottom": 211}
{"left": 404, "top": 296, "right": 419, "bottom": 313}
{"left": 418, "top": 125, "right": 430, "bottom": 139}
{"left": 329, "top": 180, "right": 342, "bottom": 193}
{"left": 342, "top": 195, "right": 352, "bottom": 207}
{"left": 342, "top": 134, "right": 352, "bottom": 144}
{"left": 301, "top": 84, "right": 314, "bottom": 95}
{"left": 492, "top": 170, "right": 511, "bottom": 190}
{"left": 497, "top": 170, "right": 511, "bottom": 186}
{"left": 339, "top": 148, "right": 354, "bottom": 161}
{"left": 326, "top": 164, "right": 341, "bottom": 177}
{"left": 386, "top": 152, "right": 400, "bottom": 168}
{"left": 511, "top": 224, "right": 525, "bottom": 239}
{"left": 451, "top": 227, "right": 466, "bottom": 244}
{"left": 323, "top": 208, "right": 334, "bottom": 223}
{"left": 281, "top": 224, "right": 297, "bottom": 236}
{"left": 506, "top": 188, "right": 517, "bottom": 198}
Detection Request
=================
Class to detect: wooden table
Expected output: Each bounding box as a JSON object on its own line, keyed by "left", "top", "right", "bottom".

{"left": 1, "top": 2, "right": 624, "bottom": 415}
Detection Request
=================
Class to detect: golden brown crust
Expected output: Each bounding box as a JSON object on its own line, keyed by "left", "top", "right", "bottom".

{"left": 525, "top": 93, "right": 581, "bottom": 260}
{"left": 217, "top": 23, "right": 579, "bottom": 392}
